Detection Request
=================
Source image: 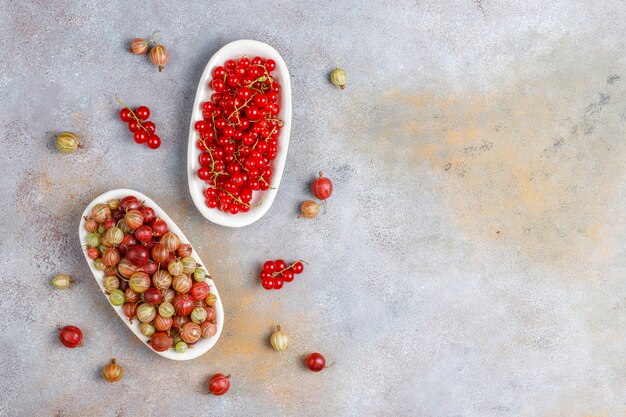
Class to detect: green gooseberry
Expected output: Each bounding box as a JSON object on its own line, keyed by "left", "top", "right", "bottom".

{"left": 175, "top": 341, "right": 188, "bottom": 353}
{"left": 103, "top": 275, "right": 120, "bottom": 292}
{"left": 86, "top": 232, "right": 100, "bottom": 248}
{"left": 137, "top": 303, "right": 156, "bottom": 323}
{"left": 140, "top": 322, "right": 156, "bottom": 337}
{"left": 94, "top": 259, "right": 106, "bottom": 271}
{"left": 158, "top": 301, "right": 175, "bottom": 318}
{"left": 190, "top": 307, "right": 207, "bottom": 325}
{"left": 109, "top": 289, "right": 125, "bottom": 306}
{"left": 181, "top": 257, "right": 197, "bottom": 275}
{"left": 193, "top": 268, "right": 207, "bottom": 283}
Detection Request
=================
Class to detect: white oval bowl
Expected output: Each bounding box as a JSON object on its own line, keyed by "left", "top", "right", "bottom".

{"left": 187, "top": 39, "right": 292, "bottom": 227}
{"left": 78, "top": 189, "right": 224, "bottom": 361}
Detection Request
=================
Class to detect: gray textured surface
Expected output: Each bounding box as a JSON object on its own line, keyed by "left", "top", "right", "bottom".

{"left": 1, "top": 1, "right": 625, "bottom": 416}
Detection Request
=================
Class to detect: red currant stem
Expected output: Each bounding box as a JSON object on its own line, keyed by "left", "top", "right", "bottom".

{"left": 272, "top": 260, "right": 306, "bottom": 277}
{"left": 196, "top": 132, "right": 216, "bottom": 173}
{"left": 258, "top": 176, "right": 276, "bottom": 189}
{"left": 115, "top": 95, "right": 152, "bottom": 136}
{"left": 325, "top": 362, "right": 336, "bottom": 368}
{"left": 222, "top": 190, "right": 261, "bottom": 208}
{"left": 235, "top": 157, "right": 249, "bottom": 172}
{"left": 252, "top": 126, "right": 277, "bottom": 150}
{"left": 210, "top": 113, "right": 219, "bottom": 141}
{"left": 266, "top": 118, "right": 284, "bottom": 127}
{"left": 246, "top": 76, "right": 268, "bottom": 88}
{"left": 227, "top": 94, "right": 257, "bottom": 121}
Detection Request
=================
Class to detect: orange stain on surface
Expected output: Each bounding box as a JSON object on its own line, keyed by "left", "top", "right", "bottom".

{"left": 342, "top": 67, "right": 626, "bottom": 271}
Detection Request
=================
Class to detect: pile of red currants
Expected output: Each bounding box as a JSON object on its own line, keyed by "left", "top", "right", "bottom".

{"left": 259, "top": 259, "right": 304, "bottom": 290}
{"left": 118, "top": 101, "right": 161, "bottom": 149}
{"left": 194, "top": 55, "right": 283, "bottom": 214}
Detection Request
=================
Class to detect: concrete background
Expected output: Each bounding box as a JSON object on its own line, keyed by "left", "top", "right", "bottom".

{"left": 1, "top": 0, "right": 625, "bottom": 416}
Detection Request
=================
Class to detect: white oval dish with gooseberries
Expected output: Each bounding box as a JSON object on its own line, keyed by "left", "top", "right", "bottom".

{"left": 79, "top": 189, "right": 224, "bottom": 361}
{"left": 187, "top": 39, "right": 292, "bottom": 227}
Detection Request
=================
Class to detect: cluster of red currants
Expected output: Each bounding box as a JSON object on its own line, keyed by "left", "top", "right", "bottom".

{"left": 260, "top": 259, "right": 304, "bottom": 290}
{"left": 118, "top": 102, "right": 161, "bottom": 149}
{"left": 194, "top": 55, "right": 283, "bottom": 215}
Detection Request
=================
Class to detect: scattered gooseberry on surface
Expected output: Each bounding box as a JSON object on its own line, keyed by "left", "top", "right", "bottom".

{"left": 102, "top": 359, "right": 124, "bottom": 382}
{"left": 306, "top": 352, "right": 328, "bottom": 372}
{"left": 51, "top": 274, "right": 73, "bottom": 290}
{"left": 270, "top": 325, "right": 288, "bottom": 351}
{"left": 207, "top": 373, "right": 231, "bottom": 396}
{"left": 311, "top": 171, "right": 333, "bottom": 200}
{"left": 298, "top": 200, "right": 320, "bottom": 219}
{"left": 58, "top": 325, "right": 83, "bottom": 348}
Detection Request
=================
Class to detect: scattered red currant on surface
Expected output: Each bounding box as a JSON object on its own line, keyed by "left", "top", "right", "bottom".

{"left": 259, "top": 259, "right": 306, "bottom": 290}
{"left": 116, "top": 96, "right": 161, "bottom": 149}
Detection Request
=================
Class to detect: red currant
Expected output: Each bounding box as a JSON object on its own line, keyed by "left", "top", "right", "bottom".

{"left": 135, "top": 106, "right": 150, "bottom": 120}
{"left": 194, "top": 55, "right": 283, "bottom": 215}
{"left": 147, "top": 135, "right": 161, "bottom": 149}
{"left": 198, "top": 167, "right": 211, "bottom": 181}
{"left": 236, "top": 87, "right": 252, "bottom": 100}
{"left": 134, "top": 131, "right": 148, "bottom": 144}
{"left": 119, "top": 108, "right": 133, "bottom": 122}
{"left": 143, "top": 121, "right": 156, "bottom": 134}
{"left": 275, "top": 259, "right": 286, "bottom": 271}
{"left": 213, "top": 161, "right": 225, "bottom": 172}
{"left": 195, "top": 120, "right": 208, "bottom": 131}
{"left": 248, "top": 66, "right": 261, "bottom": 78}
{"left": 273, "top": 277, "right": 284, "bottom": 290}
{"left": 245, "top": 106, "right": 260, "bottom": 120}
{"left": 199, "top": 152, "right": 212, "bottom": 166}
{"left": 128, "top": 120, "right": 141, "bottom": 133}
{"left": 211, "top": 79, "right": 226, "bottom": 92}
{"left": 282, "top": 270, "right": 294, "bottom": 282}
{"left": 254, "top": 94, "right": 268, "bottom": 108}
{"left": 239, "top": 56, "right": 250, "bottom": 68}
{"left": 204, "top": 188, "right": 217, "bottom": 198}
{"left": 292, "top": 261, "right": 304, "bottom": 274}
{"left": 213, "top": 148, "right": 225, "bottom": 160}
{"left": 266, "top": 91, "right": 278, "bottom": 103}
{"left": 225, "top": 59, "right": 237, "bottom": 70}
{"left": 240, "top": 188, "right": 253, "bottom": 203}
{"left": 212, "top": 66, "right": 226, "bottom": 79}
{"left": 261, "top": 278, "right": 274, "bottom": 290}
{"left": 226, "top": 74, "right": 240, "bottom": 87}
{"left": 263, "top": 260, "right": 275, "bottom": 272}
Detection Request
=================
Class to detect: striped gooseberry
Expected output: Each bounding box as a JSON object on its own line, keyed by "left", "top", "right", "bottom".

{"left": 148, "top": 331, "right": 173, "bottom": 352}
{"left": 137, "top": 303, "right": 156, "bottom": 323}
{"left": 180, "top": 322, "right": 202, "bottom": 344}
{"left": 129, "top": 271, "right": 150, "bottom": 293}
